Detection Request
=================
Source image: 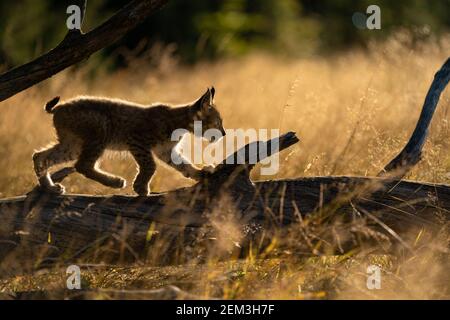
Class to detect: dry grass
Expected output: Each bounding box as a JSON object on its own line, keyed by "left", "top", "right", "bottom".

{"left": 0, "top": 32, "right": 449, "bottom": 299}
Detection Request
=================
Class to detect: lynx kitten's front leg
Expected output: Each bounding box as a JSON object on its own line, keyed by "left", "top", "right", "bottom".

{"left": 153, "top": 144, "right": 215, "bottom": 180}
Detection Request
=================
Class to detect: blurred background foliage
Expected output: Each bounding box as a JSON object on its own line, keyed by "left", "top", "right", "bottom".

{"left": 0, "top": 0, "right": 449, "bottom": 69}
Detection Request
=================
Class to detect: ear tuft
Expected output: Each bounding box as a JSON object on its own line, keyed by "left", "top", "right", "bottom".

{"left": 193, "top": 87, "right": 215, "bottom": 111}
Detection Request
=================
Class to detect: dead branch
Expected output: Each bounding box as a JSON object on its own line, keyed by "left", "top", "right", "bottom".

{"left": 0, "top": 0, "right": 167, "bottom": 102}
{"left": 379, "top": 58, "right": 450, "bottom": 177}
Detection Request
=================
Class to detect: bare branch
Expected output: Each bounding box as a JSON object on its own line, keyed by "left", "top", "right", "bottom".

{"left": 0, "top": 0, "right": 168, "bottom": 102}
{"left": 379, "top": 57, "right": 450, "bottom": 177}
{"left": 214, "top": 131, "right": 299, "bottom": 172}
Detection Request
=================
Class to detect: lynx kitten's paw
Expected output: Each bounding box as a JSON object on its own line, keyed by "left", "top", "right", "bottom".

{"left": 110, "top": 178, "right": 127, "bottom": 189}
{"left": 46, "top": 183, "right": 66, "bottom": 194}
{"left": 134, "top": 187, "right": 149, "bottom": 197}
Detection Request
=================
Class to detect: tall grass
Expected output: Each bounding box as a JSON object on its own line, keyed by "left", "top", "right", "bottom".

{"left": 0, "top": 32, "right": 449, "bottom": 299}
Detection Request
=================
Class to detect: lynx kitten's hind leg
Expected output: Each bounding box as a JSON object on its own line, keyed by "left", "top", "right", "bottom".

{"left": 75, "top": 141, "right": 126, "bottom": 189}
{"left": 130, "top": 146, "right": 156, "bottom": 196}
{"left": 33, "top": 143, "right": 78, "bottom": 193}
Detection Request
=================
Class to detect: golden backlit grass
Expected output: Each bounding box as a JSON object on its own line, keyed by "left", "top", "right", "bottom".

{"left": 0, "top": 33, "right": 449, "bottom": 299}
{"left": 1, "top": 34, "right": 450, "bottom": 197}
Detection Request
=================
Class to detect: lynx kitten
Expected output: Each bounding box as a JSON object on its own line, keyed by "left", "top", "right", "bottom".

{"left": 33, "top": 87, "right": 225, "bottom": 196}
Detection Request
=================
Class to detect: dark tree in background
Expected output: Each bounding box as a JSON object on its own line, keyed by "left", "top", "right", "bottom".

{"left": 0, "top": 0, "right": 449, "bottom": 68}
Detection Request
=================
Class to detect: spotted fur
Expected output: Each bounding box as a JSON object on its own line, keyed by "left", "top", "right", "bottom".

{"left": 33, "top": 87, "right": 224, "bottom": 195}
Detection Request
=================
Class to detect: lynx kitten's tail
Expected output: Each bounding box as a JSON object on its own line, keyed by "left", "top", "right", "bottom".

{"left": 45, "top": 96, "right": 60, "bottom": 113}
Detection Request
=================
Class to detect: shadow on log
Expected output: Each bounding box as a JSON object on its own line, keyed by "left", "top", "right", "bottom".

{"left": 0, "top": 58, "right": 449, "bottom": 273}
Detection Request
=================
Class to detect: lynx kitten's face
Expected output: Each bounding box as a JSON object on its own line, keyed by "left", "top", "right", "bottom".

{"left": 201, "top": 105, "right": 225, "bottom": 142}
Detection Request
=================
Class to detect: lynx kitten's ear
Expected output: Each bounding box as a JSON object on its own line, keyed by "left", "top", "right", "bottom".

{"left": 195, "top": 87, "right": 215, "bottom": 111}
